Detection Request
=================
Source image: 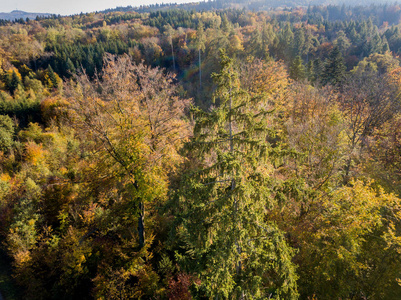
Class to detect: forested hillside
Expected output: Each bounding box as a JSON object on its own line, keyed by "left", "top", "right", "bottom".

{"left": 0, "top": 11, "right": 53, "bottom": 22}
{"left": 104, "top": 0, "right": 393, "bottom": 14}
{"left": 1, "top": 1, "right": 401, "bottom": 299}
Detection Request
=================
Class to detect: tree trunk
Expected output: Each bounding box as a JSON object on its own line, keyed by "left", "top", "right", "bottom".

{"left": 171, "top": 41, "right": 176, "bottom": 72}
{"left": 138, "top": 201, "right": 145, "bottom": 248}
{"left": 229, "top": 89, "right": 242, "bottom": 279}
{"left": 199, "top": 48, "right": 202, "bottom": 90}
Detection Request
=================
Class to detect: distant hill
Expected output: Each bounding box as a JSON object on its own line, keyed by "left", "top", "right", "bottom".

{"left": 0, "top": 10, "right": 52, "bottom": 21}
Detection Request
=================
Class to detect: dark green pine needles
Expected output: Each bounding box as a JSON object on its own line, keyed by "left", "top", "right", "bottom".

{"left": 178, "top": 50, "right": 298, "bottom": 299}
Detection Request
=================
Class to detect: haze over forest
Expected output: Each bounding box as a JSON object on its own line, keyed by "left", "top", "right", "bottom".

{"left": 1, "top": 0, "right": 401, "bottom": 299}
{"left": 0, "top": 0, "right": 395, "bottom": 16}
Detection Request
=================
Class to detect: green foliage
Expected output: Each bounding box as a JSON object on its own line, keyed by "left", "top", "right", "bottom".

{"left": 179, "top": 50, "right": 298, "bottom": 299}
{"left": 1, "top": 4, "right": 401, "bottom": 300}
{"left": 289, "top": 56, "right": 306, "bottom": 81}
{"left": 322, "top": 46, "right": 346, "bottom": 86}
{"left": 0, "top": 90, "right": 41, "bottom": 128}
{"left": 278, "top": 23, "right": 294, "bottom": 61}
{"left": 0, "top": 115, "right": 14, "bottom": 152}
{"left": 47, "top": 65, "right": 58, "bottom": 88}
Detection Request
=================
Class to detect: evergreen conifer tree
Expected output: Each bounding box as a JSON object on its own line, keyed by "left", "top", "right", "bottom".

{"left": 289, "top": 56, "right": 306, "bottom": 81}
{"left": 179, "top": 50, "right": 298, "bottom": 299}
{"left": 261, "top": 23, "right": 273, "bottom": 58}
{"left": 279, "top": 23, "right": 294, "bottom": 61}
{"left": 8, "top": 71, "right": 22, "bottom": 94}
{"left": 382, "top": 35, "right": 390, "bottom": 53}
{"left": 66, "top": 58, "right": 76, "bottom": 75}
{"left": 249, "top": 29, "right": 263, "bottom": 58}
{"left": 293, "top": 27, "right": 305, "bottom": 57}
{"left": 322, "top": 46, "right": 346, "bottom": 86}
{"left": 310, "top": 58, "right": 324, "bottom": 83}
{"left": 47, "top": 65, "right": 58, "bottom": 88}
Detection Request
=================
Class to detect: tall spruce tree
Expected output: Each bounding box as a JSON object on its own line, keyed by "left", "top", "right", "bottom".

{"left": 289, "top": 56, "right": 306, "bottom": 81}
{"left": 249, "top": 29, "right": 263, "bottom": 58}
{"left": 278, "top": 23, "right": 294, "bottom": 61}
{"left": 322, "top": 46, "right": 346, "bottom": 86}
{"left": 261, "top": 23, "right": 274, "bottom": 58}
{"left": 179, "top": 50, "right": 298, "bottom": 299}
{"left": 293, "top": 27, "right": 305, "bottom": 58}
{"left": 8, "top": 71, "right": 22, "bottom": 94}
{"left": 312, "top": 58, "right": 324, "bottom": 83}
{"left": 47, "top": 65, "right": 58, "bottom": 88}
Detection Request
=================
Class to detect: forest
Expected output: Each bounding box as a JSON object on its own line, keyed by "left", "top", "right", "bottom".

{"left": 1, "top": 1, "right": 401, "bottom": 299}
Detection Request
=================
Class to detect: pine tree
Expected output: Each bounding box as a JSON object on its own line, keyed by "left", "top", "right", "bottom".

{"left": 334, "top": 30, "right": 351, "bottom": 54}
{"left": 179, "top": 50, "right": 298, "bottom": 299}
{"left": 382, "top": 35, "right": 390, "bottom": 53}
{"left": 47, "top": 65, "right": 58, "bottom": 88}
{"left": 249, "top": 28, "right": 263, "bottom": 58}
{"left": 368, "top": 32, "right": 383, "bottom": 55}
{"left": 309, "top": 58, "right": 323, "bottom": 83}
{"left": 307, "top": 60, "right": 314, "bottom": 81}
{"left": 278, "top": 23, "right": 294, "bottom": 61}
{"left": 221, "top": 14, "right": 231, "bottom": 33}
{"left": 289, "top": 56, "right": 306, "bottom": 81}
{"left": 322, "top": 46, "right": 346, "bottom": 86}
{"left": 293, "top": 27, "right": 305, "bottom": 58}
{"left": 304, "top": 27, "right": 313, "bottom": 63}
{"left": 261, "top": 23, "right": 273, "bottom": 58}
{"left": 8, "top": 71, "right": 22, "bottom": 94}
{"left": 66, "top": 58, "right": 76, "bottom": 75}
{"left": 0, "top": 114, "right": 14, "bottom": 152}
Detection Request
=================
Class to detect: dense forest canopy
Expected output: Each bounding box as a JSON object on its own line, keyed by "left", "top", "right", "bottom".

{"left": 0, "top": 1, "right": 401, "bottom": 299}
{"left": 100, "top": 0, "right": 395, "bottom": 14}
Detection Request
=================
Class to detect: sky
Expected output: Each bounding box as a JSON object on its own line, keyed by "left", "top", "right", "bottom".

{"left": 0, "top": 0, "right": 198, "bottom": 15}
